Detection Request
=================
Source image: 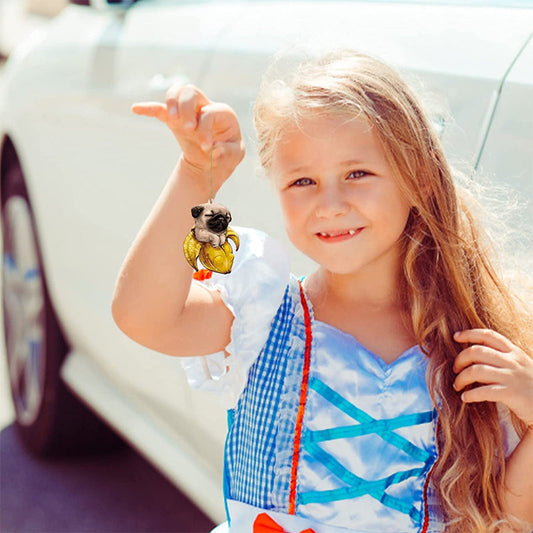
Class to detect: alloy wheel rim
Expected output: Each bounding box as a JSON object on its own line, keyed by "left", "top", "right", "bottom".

{"left": 2, "top": 196, "right": 45, "bottom": 426}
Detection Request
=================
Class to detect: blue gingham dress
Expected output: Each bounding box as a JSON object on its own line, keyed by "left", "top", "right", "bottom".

{"left": 180, "top": 227, "right": 521, "bottom": 533}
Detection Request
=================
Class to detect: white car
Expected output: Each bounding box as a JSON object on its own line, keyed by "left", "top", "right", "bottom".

{"left": 0, "top": 0, "right": 531, "bottom": 524}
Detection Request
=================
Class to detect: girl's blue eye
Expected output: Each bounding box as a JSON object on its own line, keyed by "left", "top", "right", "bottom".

{"left": 291, "top": 177, "right": 314, "bottom": 187}
{"left": 348, "top": 170, "right": 368, "bottom": 180}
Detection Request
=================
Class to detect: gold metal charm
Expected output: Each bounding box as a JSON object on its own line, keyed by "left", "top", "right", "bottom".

{"left": 183, "top": 207, "right": 240, "bottom": 274}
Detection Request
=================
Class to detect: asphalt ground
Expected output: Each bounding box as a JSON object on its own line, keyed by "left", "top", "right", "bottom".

{"left": 0, "top": 424, "right": 215, "bottom": 533}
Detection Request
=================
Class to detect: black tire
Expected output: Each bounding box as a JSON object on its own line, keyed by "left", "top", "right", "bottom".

{"left": 1, "top": 162, "right": 125, "bottom": 456}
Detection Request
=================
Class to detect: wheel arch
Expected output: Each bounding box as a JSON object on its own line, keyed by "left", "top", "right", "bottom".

{"left": 0, "top": 133, "right": 71, "bottom": 350}
{"left": 0, "top": 134, "right": 31, "bottom": 206}
{"left": 0, "top": 132, "right": 124, "bottom": 455}
{"left": 1, "top": 134, "right": 20, "bottom": 190}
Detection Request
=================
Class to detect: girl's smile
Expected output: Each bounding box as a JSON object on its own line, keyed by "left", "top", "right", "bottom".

{"left": 316, "top": 227, "right": 364, "bottom": 242}
{"left": 271, "top": 115, "right": 412, "bottom": 279}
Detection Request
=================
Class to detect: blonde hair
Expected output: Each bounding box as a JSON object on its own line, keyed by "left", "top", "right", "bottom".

{"left": 254, "top": 49, "right": 533, "bottom": 532}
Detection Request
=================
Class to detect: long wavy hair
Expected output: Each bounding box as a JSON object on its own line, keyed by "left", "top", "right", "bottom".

{"left": 254, "top": 49, "right": 533, "bottom": 532}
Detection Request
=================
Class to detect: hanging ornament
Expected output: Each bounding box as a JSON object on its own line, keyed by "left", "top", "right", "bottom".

{"left": 183, "top": 147, "right": 240, "bottom": 276}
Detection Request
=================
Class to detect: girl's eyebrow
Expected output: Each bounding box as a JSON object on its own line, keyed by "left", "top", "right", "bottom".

{"left": 340, "top": 159, "right": 366, "bottom": 166}
{"left": 284, "top": 159, "right": 366, "bottom": 175}
{"left": 284, "top": 165, "right": 312, "bottom": 176}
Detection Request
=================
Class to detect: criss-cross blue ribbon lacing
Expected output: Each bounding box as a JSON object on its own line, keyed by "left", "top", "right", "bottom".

{"left": 299, "top": 376, "right": 437, "bottom": 523}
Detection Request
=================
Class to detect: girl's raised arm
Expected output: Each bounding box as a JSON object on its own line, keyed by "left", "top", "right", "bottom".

{"left": 111, "top": 85, "right": 245, "bottom": 357}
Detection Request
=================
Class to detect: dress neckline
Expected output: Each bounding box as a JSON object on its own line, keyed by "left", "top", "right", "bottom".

{"left": 313, "top": 318, "right": 421, "bottom": 370}
{"left": 296, "top": 275, "right": 420, "bottom": 369}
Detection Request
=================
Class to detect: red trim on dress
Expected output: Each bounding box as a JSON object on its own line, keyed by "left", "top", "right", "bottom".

{"left": 421, "top": 418, "right": 441, "bottom": 533}
{"left": 288, "top": 282, "right": 313, "bottom": 515}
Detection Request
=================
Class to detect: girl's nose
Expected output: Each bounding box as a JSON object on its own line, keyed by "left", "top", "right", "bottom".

{"left": 314, "top": 185, "right": 350, "bottom": 219}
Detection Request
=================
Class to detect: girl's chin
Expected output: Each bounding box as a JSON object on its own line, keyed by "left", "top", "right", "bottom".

{"left": 311, "top": 258, "right": 365, "bottom": 277}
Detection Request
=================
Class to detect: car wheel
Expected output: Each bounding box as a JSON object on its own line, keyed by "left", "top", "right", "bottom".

{"left": 1, "top": 163, "right": 124, "bottom": 456}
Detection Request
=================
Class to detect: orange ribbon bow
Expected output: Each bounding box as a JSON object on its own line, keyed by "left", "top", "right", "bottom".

{"left": 253, "top": 512, "right": 316, "bottom": 533}
{"left": 192, "top": 268, "right": 213, "bottom": 281}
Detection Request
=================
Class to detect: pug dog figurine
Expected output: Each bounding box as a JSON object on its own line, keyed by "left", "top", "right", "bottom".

{"left": 191, "top": 202, "right": 231, "bottom": 247}
{"left": 183, "top": 201, "right": 240, "bottom": 275}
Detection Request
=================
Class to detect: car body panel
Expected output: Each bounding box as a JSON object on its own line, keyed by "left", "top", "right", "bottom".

{"left": 60, "top": 349, "right": 225, "bottom": 521}
{"left": 201, "top": 3, "right": 533, "bottom": 273}
{"left": 1, "top": 0, "right": 237, "bottom": 439}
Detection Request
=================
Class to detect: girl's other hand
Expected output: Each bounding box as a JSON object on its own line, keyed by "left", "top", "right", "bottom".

{"left": 131, "top": 84, "right": 245, "bottom": 191}
{"left": 453, "top": 329, "right": 533, "bottom": 430}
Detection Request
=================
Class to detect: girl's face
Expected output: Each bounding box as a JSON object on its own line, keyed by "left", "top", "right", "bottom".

{"left": 271, "top": 115, "right": 412, "bottom": 278}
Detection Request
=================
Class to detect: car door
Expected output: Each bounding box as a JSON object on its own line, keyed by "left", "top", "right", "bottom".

{"left": 101, "top": 0, "right": 250, "bottom": 477}
{"left": 76, "top": 0, "right": 247, "bottom": 458}
{"left": 4, "top": 1, "right": 240, "bottom": 461}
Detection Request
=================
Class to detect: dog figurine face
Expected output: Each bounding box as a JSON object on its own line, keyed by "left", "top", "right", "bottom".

{"left": 191, "top": 202, "right": 232, "bottom": 247}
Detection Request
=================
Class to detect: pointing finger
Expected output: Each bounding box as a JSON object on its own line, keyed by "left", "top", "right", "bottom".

{"left": 131, "top": 102, "right": 167, "bottom": 122}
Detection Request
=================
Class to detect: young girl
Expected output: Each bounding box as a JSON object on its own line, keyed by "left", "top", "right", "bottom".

{"left": 112, "top": 50, "right": 533, "bottom": 533}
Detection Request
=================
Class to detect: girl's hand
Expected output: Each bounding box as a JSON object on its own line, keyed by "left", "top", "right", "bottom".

{"left": 131, "top": 84, "right": 245, "bottom": 191}
{"left": 453, "top": 329, "right": 533, "bottom": 429}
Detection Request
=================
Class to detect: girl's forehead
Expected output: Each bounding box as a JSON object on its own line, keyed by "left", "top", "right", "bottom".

{"left": 279, "top": 114, "right": 373, "bottom": 141}
{"left": 271, "top": 114, "right": 381, "bottom": 168}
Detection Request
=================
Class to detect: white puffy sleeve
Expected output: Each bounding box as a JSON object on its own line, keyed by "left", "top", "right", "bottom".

{"left": 179, "top": 226, "right": 290, "bottom": 409}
